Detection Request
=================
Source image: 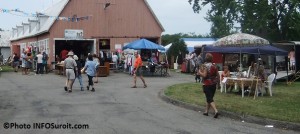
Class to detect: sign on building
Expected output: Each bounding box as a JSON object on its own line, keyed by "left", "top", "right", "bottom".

{"left": 64, "top": 29, "right": 83, "bottom": 39}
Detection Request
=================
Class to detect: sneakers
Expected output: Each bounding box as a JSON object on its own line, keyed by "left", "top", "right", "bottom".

{"left": 202, "top": 112, "right": 219, "bottom": 118}
{"left": 81, "top": 87, "right": 84, "bottom": 91}
{"left": 64, "top": 86, "right": 68, "bottom": 91}
{"left": 144, "top": 84, "right": 147, "bottom": 88}
{"left": 87, "top": 86, "right": 95, "bottom": 92}
{"left": 214, "top": 112, "right": 220, "bottom": 118}
{"left": 131, "top": 86, "right": 137, "bottom": 88}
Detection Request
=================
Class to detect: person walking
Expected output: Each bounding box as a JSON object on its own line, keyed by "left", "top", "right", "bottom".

{"left": 131, "top": 53, "right": 137, "bottom": 74}
{"left": 112, "top": 52, "right": 118, "bottom": 69}
{"left": 35, "top": 52, "right": 43, "bottom": 75}
{"left": 198, "top": 53, "right": 219, "bottom": 118}
{"left": 195, "top": 54, "right": 204, "bottom": 82}
{"left": 42, "top": 51, "right": 48, "bottom": 74}
{"left": 21, "top": 51, "right": 28, "bottom": 75}
{"left": 121, "top": 52, "right": 126, "bottom": 72}
{"left": 26, "top": 51, "right": 33, "bottom": 75}
{"left": 131, "top": 53, "right": 147, "bottom": 88}
{"left": 126, "top": 53, "right": 133, "bottom": 75}
{"left": 93, "top": 54, "right": 100, "bottom": 83}
{"left": 12, "top": 53, "right": 20, "bottom": 72}
{"left": 81, "top": 54, "right": 96, "bottom": 92}
{"left": 64, "top": 51, "right": 77, "bottom": 93}
{"left": 74, "top": 55, "right": 84, "bottom": 91}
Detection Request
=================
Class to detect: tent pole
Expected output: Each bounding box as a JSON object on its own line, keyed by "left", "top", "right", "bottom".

{"left": 223, "top": 54, "right": 226, "bottom": 67}
{"left": 286, "top": 56, "right": 289, "bottom": 85}
{"left": 254, "top": 48, "right": 262, "bottom": 99}
{"left": 240, "top": 48, "right": 242, "bottom": 72}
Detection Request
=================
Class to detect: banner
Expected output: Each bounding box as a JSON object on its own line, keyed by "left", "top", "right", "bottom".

{"left": 0, "top": 8, "right": 91, "bottom": 22}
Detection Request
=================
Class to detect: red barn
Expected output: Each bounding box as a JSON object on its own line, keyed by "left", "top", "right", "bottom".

{"left": 10, "top": 0, "right": 164, "bottom": 69}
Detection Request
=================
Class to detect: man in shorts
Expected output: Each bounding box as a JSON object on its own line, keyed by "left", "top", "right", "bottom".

{"left": 64, "top": 51, "right": 77, "bottom": 93}
{"left": 21, "top": 51, "right": 28, "bottom": 75}
{"left": 131, "top": 53, "right": 147, "bottom": 88}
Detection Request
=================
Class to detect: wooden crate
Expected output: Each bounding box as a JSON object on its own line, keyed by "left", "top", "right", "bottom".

{"left": 98, "top": 66, "right": 109, "bottom": 77}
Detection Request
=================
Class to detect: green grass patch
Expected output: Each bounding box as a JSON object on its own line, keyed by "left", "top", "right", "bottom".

{"left": 165, "top": 82, "right": 300, "bottom": 123}
{"left": 0, "top": 65, "right": 14, "bottom": 72}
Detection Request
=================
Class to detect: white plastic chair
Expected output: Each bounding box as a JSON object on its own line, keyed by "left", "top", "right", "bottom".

{"left": 243, "top": 71, "right": 247, "bottom": 77}
{"left": 264, "top": 73, "right": 276, "bottom": 96}
{"left": 218, "top": 71, "right": 225, "bottom": 93}
{"left": 246, "top": 66, "right": 251, "bottom": 78}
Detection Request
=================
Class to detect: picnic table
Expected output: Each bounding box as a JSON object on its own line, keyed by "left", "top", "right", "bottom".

{"left": 55, "top": 63, "right": 64, "bottom": 75}
{"left": 223, "top": 77, "right": 262, "bottom": 98}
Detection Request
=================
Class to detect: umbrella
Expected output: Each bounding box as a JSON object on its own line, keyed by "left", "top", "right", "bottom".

{"left": 212, "top": 33, "right": 270, "bottom": 71}
{"left": 213, "top": 33, "right": 269, "bottom": 47}
{"left": 122, "top": 39, "right": 165, "bottom": 51}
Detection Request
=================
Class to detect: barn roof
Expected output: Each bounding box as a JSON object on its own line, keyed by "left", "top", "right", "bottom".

{"left": 10, "top": 0, "right": 164, "bottom": 41}
{"left": 10, "top": 0, "right": 68, "bottom": 41}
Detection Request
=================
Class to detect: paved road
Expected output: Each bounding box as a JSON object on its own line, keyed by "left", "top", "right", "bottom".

{"left": 0, "top": 71, "right": 297, "bottom": 134}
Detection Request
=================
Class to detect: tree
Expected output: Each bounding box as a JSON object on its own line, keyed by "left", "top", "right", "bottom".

{"left": 240, "top": 0, "right": 270, "bottom": 38}
{"left": 270, "top": 0, "right": 300, "bottom": 41}
{"left": 167, "top": 39, "right": 188, "bottom": 64}
{"left": 188, "top": 0, "right": 300, "bottom": 41}
{"left": 161, "top": 32, "right": 209, "bottom": 46}
{"left": 161, "top": 33, "right": 183, "bottom": 46}
{"left": 161, "top": 33, "right": 211, "bottom": 64}
{"left": 189, "top": 0, "right": 239, "bottom": 38}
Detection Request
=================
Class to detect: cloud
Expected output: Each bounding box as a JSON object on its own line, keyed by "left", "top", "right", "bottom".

{"left": 0, "top": 0, "right": 211, "bottom": 35}
{"left": 147, "top": 0, "right": 211, "bottom": 35}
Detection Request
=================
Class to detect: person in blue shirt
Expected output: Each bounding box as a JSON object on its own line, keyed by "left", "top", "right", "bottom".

{"left": 81, "top": 54, "right": 97, "bottom": 92}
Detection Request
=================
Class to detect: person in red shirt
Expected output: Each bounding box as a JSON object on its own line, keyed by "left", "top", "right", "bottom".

{"left": 131, "top": 53, "right": 147, "bottom": 88}
{"left": 199, "top": 53, "right": 219, "bottom": 118}
{"left": 60, "top": 49, "right": 69, "bottom": 61}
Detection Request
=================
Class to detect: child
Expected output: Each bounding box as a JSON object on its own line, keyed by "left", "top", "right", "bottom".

{"left": 222, "top": 66, "right": 233, "bottom": 92}
{"left": 195, "top": 64, "right": 201, "bottom": 83}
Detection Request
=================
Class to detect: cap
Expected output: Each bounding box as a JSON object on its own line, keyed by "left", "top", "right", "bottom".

{"left": 73, "top": 55, "right": 78, "bottom": 60}
{"left": 67, "top": 51, "right": 74, "bottom": 56}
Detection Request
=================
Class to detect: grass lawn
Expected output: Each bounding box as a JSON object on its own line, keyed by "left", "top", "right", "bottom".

{"left": 165, "top": 82, "right": 300, "bottom": 123}
{"left": 0, "top": 65, "right": 14, "bottom": 72}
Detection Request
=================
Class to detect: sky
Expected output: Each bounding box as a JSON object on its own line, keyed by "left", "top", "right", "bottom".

{"left": 0, "top": 0, "right": 211, "bottom": 35}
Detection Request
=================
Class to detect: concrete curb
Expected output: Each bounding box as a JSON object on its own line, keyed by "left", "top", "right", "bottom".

{"left": 158, "top": 90, "right": 300, "bottom": 132}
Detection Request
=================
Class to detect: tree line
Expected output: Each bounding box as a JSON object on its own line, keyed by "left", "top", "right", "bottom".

{"left": 188, "top": 0, "right": 300, "bottom": 42}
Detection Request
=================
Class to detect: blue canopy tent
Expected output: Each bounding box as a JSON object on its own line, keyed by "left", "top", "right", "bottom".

{"left": 122, "top": 39, "right": 165, "bottom": 51}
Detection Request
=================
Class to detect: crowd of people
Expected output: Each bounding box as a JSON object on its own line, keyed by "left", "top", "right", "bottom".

{"left": 60, "top": 50, "right": 147, "bottom": 93}
{"left": 10, "top": 49, "right": 49, "bottom": 75}
{"left": 5, "top": 46, "right": 297, "bottom": 119}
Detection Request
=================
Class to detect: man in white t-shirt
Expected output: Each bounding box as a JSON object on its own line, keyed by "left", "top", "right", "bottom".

{"left": 36, "top": 52, "right": 43, "bottom": 74}
{"left": 112, "top": 52, "right": 118, "bottom": 69}
{"left": 21, "top": 51, "right": 28, "bottom": 75}
{"left": 126, "top": 53, "right": 133, "bottom": 74}
{"left": 288, "top": 48, "right": 295, "bottom": 71}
